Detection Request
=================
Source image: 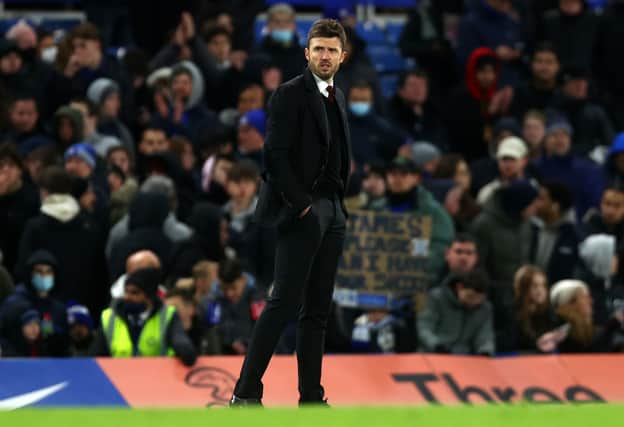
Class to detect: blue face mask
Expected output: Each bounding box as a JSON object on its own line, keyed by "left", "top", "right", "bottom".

{"left": 271, "top": 29, "right": 294, "bottom": 44}
{"left": 123, "top": 301, "right": 148, "bottom": 315}
{"left": 349, "top": 102, "right": 372, "bottom": 117}
{"left": 32, "top": 274, "right": 54, "bottom": 293}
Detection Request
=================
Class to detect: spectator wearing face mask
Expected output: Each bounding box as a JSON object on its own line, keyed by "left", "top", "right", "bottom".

{"left": 90, "top": 267, "right": 197, "bottom": 365}
{"left": 347, "top": 81, "right": 410, "bottom": 170}
{"left": 0, "top": 250, "right": 69, "bottom": 357}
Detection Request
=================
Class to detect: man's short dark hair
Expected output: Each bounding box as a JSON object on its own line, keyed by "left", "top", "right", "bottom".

{"left": 70, "top": 22, "right": 101, "bottom": 42}
{"left": 142, "top": 124, "right": 168, "bottom": 138}
{"left": 70, "top": 97, "right": 97, "bottom": 117}
{"left": 306, "top": 19, "right": 347, "bottom": 50}
{"left": 8, "top": 93, "right": 38, "bottom": 111}
{"left": 532, "top": 42, "right": 558, "bottom": 60}
{"left": 603, "top": 183, "right": 624, "bottom": 196}
{"left": 398, "top": 69, "right": 428, "bottom": 89}
{"left": 450, "top": 269, "right": 489, "bottom": 294}
{"left": 202, "top": 25, "right": 231, "bottom": 44}
{"left": 541, "top": 181, "right": 574, "bottom": 213}
{"left": 451, "top": 233, "right": 478, "bottom": 247}
{"left": 227, "top": 159, "right": 260, "bottom": 183}
{"left": 350, "top": 80, "right": 373, "bottom": 92}
{"left": 166, "top": 287, "right": 195, "bottom": 304}
{"left": 0, "top": 143, "right": 24, "bottom": 170}
{"left": 218, "top": 258, "right": 243, "bottom": 285}
{"left": 106, "top": 145, "right": 131, "bottom": 160}
{"left": 39, "top": 166, "right": 73, "bottom": 194}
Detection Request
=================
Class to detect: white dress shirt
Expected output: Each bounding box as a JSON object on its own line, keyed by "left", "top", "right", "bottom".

{"left": 312, "top": 72, "right": 334, "bottom": 99}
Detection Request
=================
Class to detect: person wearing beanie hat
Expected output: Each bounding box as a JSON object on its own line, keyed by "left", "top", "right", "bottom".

{"left": 64, "top": 143, "right": 97, "bottom": 179}
{"left": 471, "top": 180, "right": 541, "bottom": 290}
{"left": 236, "top": 109, "right": 266, "bottom": 168}
{"left": 409, "top": 142, "right": 441, "bottom": 175}
{"left": 66, "top": 302, "right": 94, "bottom": 356}
{"left": 87, "top": 78, "right": 120, "bottom": 108}
{"left": 535, "top": 114, "right": 605, "bottom": 220}
{"left": 368, "top": 155, "right": 454, "bottom": 278}
{"left": 477, "top": 136, "right": 536, "bottom": 205}
{"left": 90, "top": 266, "right": 197, "bottom": 365}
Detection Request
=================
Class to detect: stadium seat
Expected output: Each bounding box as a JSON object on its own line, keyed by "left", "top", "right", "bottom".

{"left": 380, "top": 74, "right": 399, "bottom": 99}
{"left": 385, "top": 21, "right": 404, "bottom": 45}
{"left": 367, "top": 45, "right": 413, "bottom": 73}
{"left": 356, "top": 21, "right": 386, "bottom": 45}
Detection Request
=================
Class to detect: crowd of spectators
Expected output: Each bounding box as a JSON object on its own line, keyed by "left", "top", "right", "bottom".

{"left": 1, "top": 0, "right": 624, "bottom": 362}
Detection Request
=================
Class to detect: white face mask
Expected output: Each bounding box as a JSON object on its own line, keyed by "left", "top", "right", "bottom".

{"left": 40, "top": 46, "right": 58, "bottom": 63}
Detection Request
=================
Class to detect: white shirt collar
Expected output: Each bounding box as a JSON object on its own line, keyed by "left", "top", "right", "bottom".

{"left": 312, "top": 72, "right": 334, "bottom": 98}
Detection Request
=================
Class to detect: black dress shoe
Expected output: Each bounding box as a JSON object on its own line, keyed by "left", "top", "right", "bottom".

{"left": 229, "top": 395, "right": 263, "bottom": 407}
{"left": 299, "top": 398, "right": 330, "bottom": 407}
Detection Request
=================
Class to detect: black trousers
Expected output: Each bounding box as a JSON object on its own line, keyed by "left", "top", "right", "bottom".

{"left": 234, "top": 195, "right": 346, "bottom": 401}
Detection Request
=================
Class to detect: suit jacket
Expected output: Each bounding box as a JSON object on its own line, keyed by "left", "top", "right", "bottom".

{"left": 255, "top": 67, "right": 352, "bottom": 226}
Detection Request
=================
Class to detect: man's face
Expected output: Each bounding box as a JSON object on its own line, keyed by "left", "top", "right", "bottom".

{"left": 563, "top": 78, "right": 588, "bottom": 100}
{"left": 65, "top": 157, "right": 92, "bottom": 179}
{"left": 140, "top": 130, "right": 169, "bottom": 155}
{"left": 33, "top": 263, "right": 54, "bottom": 278}
{"left": 123, "top": 284, "right": 149, "bottom": 305}
{"left": 523, "top": 116, "right": 546, "bottom": 149}
{"left": 22, "top": 320, "right": 40, "bottom": 343}
{"left": 386, "top": 170, "right": 418, "bottom": 194}
{"left": 58, "top": 117, "right": 75, "bottom": 143}
{"left": 172, "top": 73, "right": 193, "bottom": 102}
{"left": 69, "top": 101, "right": 95, "bottom": 135}
{"left": 536, "top": 187, "right": 556, "bottom": 220}
{"left": 476, "top": 65, "right": 496, "bottom": 90}
{"left": 220, "top": 278, "right": 245, "bottom": 304}
{"left": 207, "top": 34, "right": 231, "bottom": 63}
{"left": 0, "top": 52, "right": 22, "bottom": 74}
{"left": 560, "top": 0, "right": 583, "bottom": 16}
{"left": 532, "top": 51, "right": 559, "bottom": 83}
{"left": 237, "top": 86, "right": 264, "bottom": 114}
{"left": 497, "top": 157, "right": 524, "bottom": 180}
{"left": 238, "top": 126, "right": 264, "bottom": 152}
{"left": 226, "top": 178, "right": 258, "bottom": 202}
{"left": 349, "top": 86, "right": 373, "bottom": 104}
{"left": 72, "top": 37, "right": 101, "bottom": 67}
{"left": 601, "top": 189, "right": 624, "bottom": 226}
{"left": 0, "top": 158, "right": 22, "bottom": 195}
{"left": 108, "top": 149, "right": 130, "bottom": 175}
{"left": 457, "top": 285, "right": 486, "bottom": 308}
{"left": 305, "top": 37, "right": 346, "bottom": 81}
{"left": 362, "top": 173, "right": 386, "bottom": 198}
{"left": 102, "top": 92, "right": 121, "bottom": 118}
{"left": 545, "top": 130, "right": 571, "bottom": 156}
{"left": 10, "top": 99, "right": 38, "bottom": 133}
{"left": 398, "top": 75, "right": 428, "bottom": 106}
{"left": 445, "top": 242, "right": 478, "bottom": 274}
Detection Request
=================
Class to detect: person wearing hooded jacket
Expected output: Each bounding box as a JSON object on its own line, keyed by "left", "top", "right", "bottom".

{"left": 90, "top": 267, "right": 197, "bottom": 365}
{"left": 167, "top": 202, "right": 227, "bottom": 283}
{"left": 0, "top": 250, "right": 69, "bottom": 357}
{"left": 446, "top": 47, "right": 509, "bottom": 163}
{"left": 51, "top": 106, "right": 84, "bottom": 151}
{"left": 108, "top": 192, "right": 173, "bottom": 282}
{"left": 151, "top": 61, "right": 219, "bottom": 147}
{"left": 15, "top": 166, "right": 108, "bottom": 315}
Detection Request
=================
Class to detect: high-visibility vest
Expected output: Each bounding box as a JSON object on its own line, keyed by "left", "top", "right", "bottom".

{"left": 101, "top": 305, "right": 176, "bottom": 357}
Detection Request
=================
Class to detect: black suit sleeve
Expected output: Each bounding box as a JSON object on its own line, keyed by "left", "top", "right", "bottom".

{"left": 264, "top": 86, "right": 312, "bottom": 213}
{"left": 166, "top": 311, "right": 198, "bottom": 366}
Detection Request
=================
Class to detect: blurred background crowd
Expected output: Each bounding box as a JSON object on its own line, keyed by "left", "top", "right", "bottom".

{"left": 1, "top": 0, "right": 624, "bottom": 362}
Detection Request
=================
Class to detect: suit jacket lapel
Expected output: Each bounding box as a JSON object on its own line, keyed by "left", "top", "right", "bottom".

{"left": 335, "top": 88, "right": 352, "bottom": 165}
{"left": 304, "top": 68, "right": 330, "bottom": 147}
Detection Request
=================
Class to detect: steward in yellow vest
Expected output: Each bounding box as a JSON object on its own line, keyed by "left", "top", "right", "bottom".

{"left": 90, "top": 267, "right": 197, "bottom": 366}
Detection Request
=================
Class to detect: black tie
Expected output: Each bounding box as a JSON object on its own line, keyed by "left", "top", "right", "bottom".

{"left": 327, "top": 85, "right": 336, "bottom": 103}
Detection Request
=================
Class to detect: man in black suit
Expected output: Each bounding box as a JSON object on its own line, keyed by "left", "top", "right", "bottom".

{"left": 231, "top": 19, "right": 352, "bottom": 406}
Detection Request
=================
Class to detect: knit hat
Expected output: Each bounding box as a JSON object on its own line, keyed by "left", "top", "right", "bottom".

{"left": 64, "top": 143, "right": 97, "bottom": 169}
{"left": 546, "top": 118, "right": 573, "bottom": 137}
{"left": 239, "top": 109, "right": 267, "bottom": 137}
{"left": 86, "top": 78, "right": 120, "bottom": 106}
{"left": 0, "top": 38, "right": 20, "bottom": 58}
{"left": 410, "top": 142, "right": 441, "bottom": 170}
{"left": 18, "top": 136, "right": 55, "bottom": 157}
{"left": 66, "top": 303, "right": 94, "bottom": 330}
{"left": 20, "top": 309, "right": 40, "bottom": 326}
{"left": 550, "top": 280, "right": 589, "bottom": 308}
{"left": 496, "top": 136, "right": 528, "bottom": 160}
{"left": 500, "top": 180, "right": 538, "bottom": 217}
{"left": 125, "top": 267, "right": 162, "bottom": 300}
{"left": 579, "top": 234, "right": 616, "bottom": 280}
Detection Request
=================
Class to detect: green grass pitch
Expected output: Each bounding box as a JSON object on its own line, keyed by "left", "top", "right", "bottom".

{"left": 1, "top": 405, "right": 624, "bottom": 427}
